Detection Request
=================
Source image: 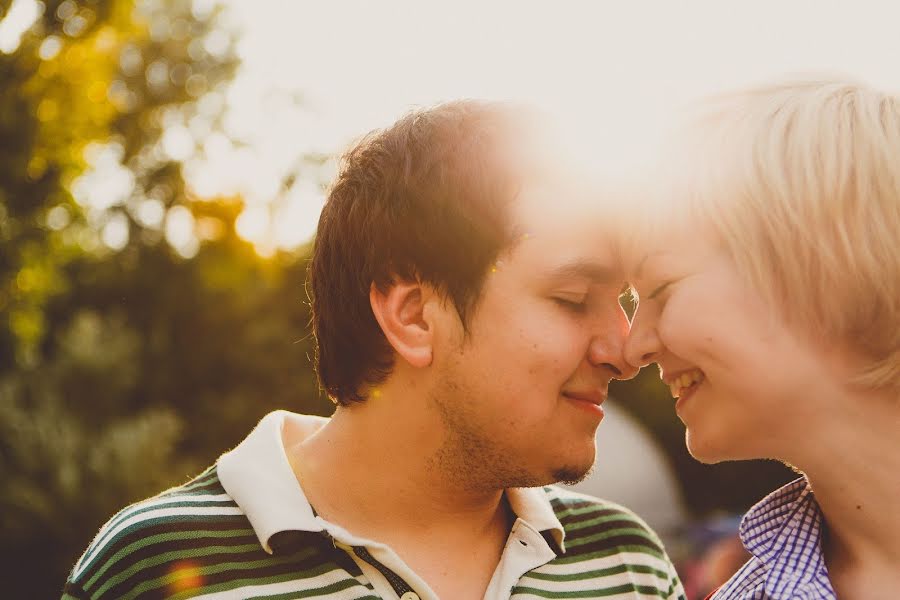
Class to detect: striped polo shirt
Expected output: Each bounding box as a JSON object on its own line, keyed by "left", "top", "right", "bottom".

{"left": 713, "top": 477, "right": 836, "bottom": 599}
{"left": 64, "top": 411, "right": 685, "bottom": 599}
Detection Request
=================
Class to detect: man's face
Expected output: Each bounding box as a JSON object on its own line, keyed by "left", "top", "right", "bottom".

{"left": 427, "top": 181, "right": 637, "bottom": 490}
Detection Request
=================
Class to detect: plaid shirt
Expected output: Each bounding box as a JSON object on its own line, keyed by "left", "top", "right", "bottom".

{"left": 713, "top": 477, "right": 836, "bottom": 600}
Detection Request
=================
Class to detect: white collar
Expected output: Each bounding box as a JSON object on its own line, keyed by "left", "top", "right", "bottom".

{"left": 217, "top": 410, "right": 565, "bottom": 554}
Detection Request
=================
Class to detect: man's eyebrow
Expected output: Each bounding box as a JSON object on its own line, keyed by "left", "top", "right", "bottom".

{"left": 545, "top": 260, "right": 619, "bottom": 283}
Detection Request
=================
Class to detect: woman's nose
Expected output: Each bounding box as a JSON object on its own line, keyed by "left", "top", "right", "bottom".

{"left": 624, "top": 308, "right": 663, "bottom": 369}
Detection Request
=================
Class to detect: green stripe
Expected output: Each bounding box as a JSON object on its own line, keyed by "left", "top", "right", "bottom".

{"left": 551, "top": 500, "right": 615, "bottom": 515}
{"left": 563, "top": 512, "right": 644, "bottom": 533}
{"left": 523, "top": 562, "right": 669, "bottom": 583}
{"left": 512, "top": 583, "right": 669, "bottom": 598}
{"left": 565, "top": 526, "right": 660, "bottom": 549}
{"left": 86, "top": 527, "right": 257, "bottom": 588}
{"left": 551, "top": 544, "right": 665, "bottom": 565}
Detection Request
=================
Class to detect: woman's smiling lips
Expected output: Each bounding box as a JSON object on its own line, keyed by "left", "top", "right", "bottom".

{"left": 661, "top": 368, "right": 706, "bottom": 414}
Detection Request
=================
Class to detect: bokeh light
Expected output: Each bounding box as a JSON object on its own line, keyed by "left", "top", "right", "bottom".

{"left": 0, "top": 0, "right": 42, "bottom": 53}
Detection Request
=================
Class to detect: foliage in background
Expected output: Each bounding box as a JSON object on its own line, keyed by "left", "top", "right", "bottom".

{"left": 0, "top": 1, "right": 328, "bottom": 597}
{"left": 0, "top": 2, "right": 792, "bottom": 597}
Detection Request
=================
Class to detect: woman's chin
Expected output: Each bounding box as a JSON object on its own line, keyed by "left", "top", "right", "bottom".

{"left": 685, "top": 430, "right": 730, "bottom": 465}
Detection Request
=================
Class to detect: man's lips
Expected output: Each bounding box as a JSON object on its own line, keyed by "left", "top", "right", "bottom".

{"left": 562, "top": 390, "right": 607, "bottom": 405}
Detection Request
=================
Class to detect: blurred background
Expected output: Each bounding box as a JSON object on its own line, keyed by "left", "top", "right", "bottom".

{"left": 2, "top": 1, "right": 898, "bottom": 598}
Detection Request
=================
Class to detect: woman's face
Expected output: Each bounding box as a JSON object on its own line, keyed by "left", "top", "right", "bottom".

{"left": 625, "top": 223, "right": 844, "bottom": 464}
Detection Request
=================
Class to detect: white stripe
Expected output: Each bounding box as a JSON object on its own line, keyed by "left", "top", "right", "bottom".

{"left": 190, "top": 568, "right": 368, "bottom": 600}
{"left": 98, "top": 493, "right": 236, "bottom": 540}
{"left": 530, "top": 551, "right": 671, "bottom": 576}
{"left": 74, "top": 504, "right": 244, "bottom": 578}
{"left": 111, "top": 493, "right": 235, "bottom": 525}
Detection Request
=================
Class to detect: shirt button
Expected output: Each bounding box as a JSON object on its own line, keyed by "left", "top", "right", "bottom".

{"left": 400, "top": 593, "right": 420, "bottom": 600}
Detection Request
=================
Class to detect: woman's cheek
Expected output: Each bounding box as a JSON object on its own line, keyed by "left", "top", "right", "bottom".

{"left": 656, "top": 297, "right": 695, "bottom": 355}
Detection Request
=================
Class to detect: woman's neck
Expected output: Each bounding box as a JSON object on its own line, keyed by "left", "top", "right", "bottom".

{"left": 797, "top": 386, "right": 900, "bottom": 599}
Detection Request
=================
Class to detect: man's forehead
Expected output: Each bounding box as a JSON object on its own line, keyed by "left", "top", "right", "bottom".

{"left": 502, "top": 174, "right": 635, "bottom": 281}
{"left": 506, "top": 221, "right": 627, "bottom": 281}
{"left": 541, "top": 257, "right": 624, "bottom": 284}
{"left": 497, "top": 173, "right": 608, "bottom": 226}
{"left": 511, "top": 193, "right": 626, "bottom": 245}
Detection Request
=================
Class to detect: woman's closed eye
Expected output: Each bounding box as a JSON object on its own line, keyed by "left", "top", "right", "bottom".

{"left": 647, "top": 281, "right": 673, "bottom": 301}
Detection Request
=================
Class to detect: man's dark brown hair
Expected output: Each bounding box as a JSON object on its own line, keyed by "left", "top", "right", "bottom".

{"left": 309, "top": 100, "right": 542, "bottom": 404}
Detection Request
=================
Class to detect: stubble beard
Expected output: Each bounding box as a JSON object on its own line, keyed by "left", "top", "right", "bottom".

{"left": 551, "top": 465, "right": 593, "bottom": 486}
{"left": 428, "top": 371, "right": 594, "bottom": 491}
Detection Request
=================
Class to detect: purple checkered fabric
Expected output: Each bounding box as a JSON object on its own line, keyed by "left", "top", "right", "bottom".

{"left": 713, "top": 477, "right": 836, "bottom": 599}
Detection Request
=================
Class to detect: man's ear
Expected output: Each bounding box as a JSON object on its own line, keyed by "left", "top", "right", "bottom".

{"left": 369, "top": 280, "right": 435, "bottom": 368}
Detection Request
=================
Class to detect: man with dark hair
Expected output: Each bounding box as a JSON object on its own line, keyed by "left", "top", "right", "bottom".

{"left": 65, "top": 101, "right": 685, "bottom": 599}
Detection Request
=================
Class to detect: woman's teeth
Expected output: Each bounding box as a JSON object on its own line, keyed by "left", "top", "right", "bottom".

{"left": 669, "top": 369, "right": 705, "bottom": 398}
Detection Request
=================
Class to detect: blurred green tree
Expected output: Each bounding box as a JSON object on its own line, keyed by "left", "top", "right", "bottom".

{"left": 0, "top": 1, "right": 328, "bottom": 597}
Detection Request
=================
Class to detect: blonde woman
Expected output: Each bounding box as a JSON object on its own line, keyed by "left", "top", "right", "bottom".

{"left": 623, "top": 80, "right": 900, "bottom": 599}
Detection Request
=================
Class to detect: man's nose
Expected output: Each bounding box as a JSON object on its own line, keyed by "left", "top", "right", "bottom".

{"left": 587, "top": 308, "right": 640, "bottom": 380}
{"left": 623, "top": 306, "right": 662, "bottom": 369}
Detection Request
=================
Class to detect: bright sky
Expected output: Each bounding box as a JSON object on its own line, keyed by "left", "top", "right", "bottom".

{"left": 5, "top": 0, "right": 900, "bottom": 252}
{"left": 211, "top": 0, "right": 900, "bottom": 251}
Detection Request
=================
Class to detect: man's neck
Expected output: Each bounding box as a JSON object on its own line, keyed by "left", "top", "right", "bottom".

{"left": 290, "top": 404, "right": 510, "bottom": 531}
{"left": 285, "top": 396, "right": 515, "bottom": 597}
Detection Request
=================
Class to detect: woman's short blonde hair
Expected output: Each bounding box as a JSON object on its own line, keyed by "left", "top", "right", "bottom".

{"left": 667, "top": 78, "right": 900, "bottom": 390}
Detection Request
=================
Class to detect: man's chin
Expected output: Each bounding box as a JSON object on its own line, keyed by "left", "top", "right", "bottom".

{"left": 550, "top": 463, "right": 593, "bottom": 486}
